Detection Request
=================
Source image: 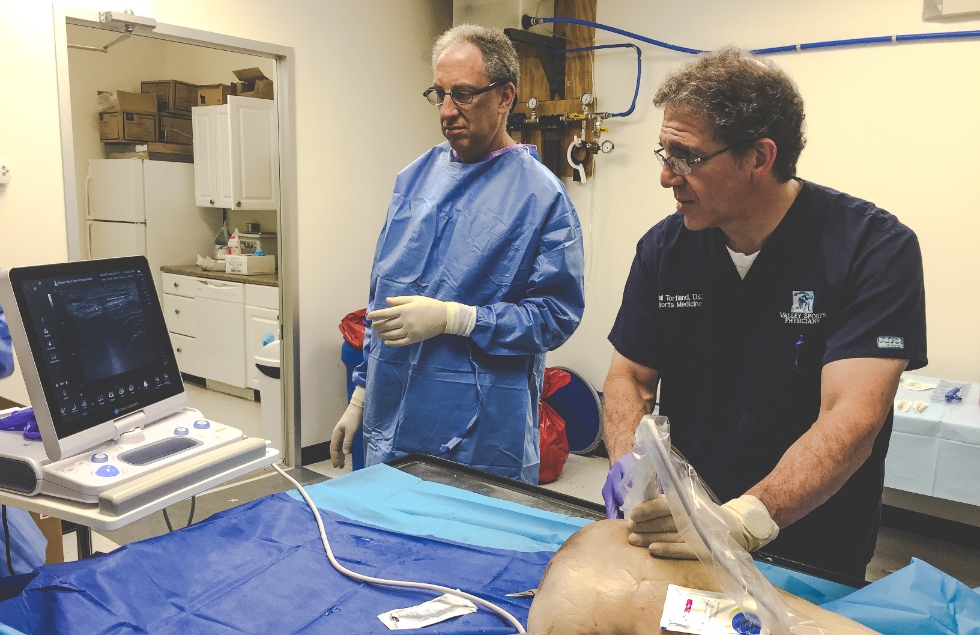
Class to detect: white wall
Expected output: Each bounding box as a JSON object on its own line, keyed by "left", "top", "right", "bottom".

{"left": 7, "top": 0, "right": 971, "bottom": 440}
{"left": 547, "top": 0, "right": 980, "bottom": 389}
{"left": 0, "top": 0, "right": 453, "bottom": 447}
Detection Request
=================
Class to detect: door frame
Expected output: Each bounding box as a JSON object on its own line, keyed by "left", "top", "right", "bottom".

{"left": 53, "top": 5, "right": 303, "bottom": 468}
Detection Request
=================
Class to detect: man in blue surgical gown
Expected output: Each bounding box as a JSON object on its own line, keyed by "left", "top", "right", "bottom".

{"left": 0, "top": 308, "right": 47, "bottom": 575}
{"left": 330, "top": 24, "right": 585, "bottom": 484}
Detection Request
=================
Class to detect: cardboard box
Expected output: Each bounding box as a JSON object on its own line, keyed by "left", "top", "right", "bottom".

{"left": 159, "top": 113, "right": 193, "bottom": 144}
{"left": 29, "top": 512, "right": 64, "bottom": 565}
{"left": 141, "top": 80, "right": 198, "bottom": 113}
{"left": 233, "top": 68, "right": 274, "bottom": 100}
{"left": 98, "top": 90, "right": 158, "bottom": 114}
{"left": 225, "top": 254, "right": 275, "bottom": 275}
{"left": 99, "top": 90, "right": 158, "bottom": 143}
{"left": 197, "top": 84, "right": 235, "bottom": 107}
{"left": 99, "top": 111, "right": 158, "bottom": 143}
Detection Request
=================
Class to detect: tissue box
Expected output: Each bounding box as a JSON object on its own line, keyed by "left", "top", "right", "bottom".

{"left": 225, "top": 254, "right": 275, "bottom": 275}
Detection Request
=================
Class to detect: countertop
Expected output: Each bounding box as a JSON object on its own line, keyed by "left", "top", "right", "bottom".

{"left": 160, "top": 264, "right": 278, "bottom": 287}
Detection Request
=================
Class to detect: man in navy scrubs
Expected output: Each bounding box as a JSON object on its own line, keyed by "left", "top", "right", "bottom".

{"left": 602, "top": 47, "right": 926, "bottom": 579}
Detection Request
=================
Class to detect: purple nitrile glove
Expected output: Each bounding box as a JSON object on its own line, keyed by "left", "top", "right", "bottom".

{"left": 602, "top": 454, "right": 631, "bottom": 519}
{"left": 0, "top": 408, "right": 40, "bottom": 440}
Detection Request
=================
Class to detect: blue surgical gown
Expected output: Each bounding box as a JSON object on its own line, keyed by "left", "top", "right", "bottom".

{"left": 0, "top": 308, "right": 47, "bottom": 575}
{"left": 354, "top": 143, "right": 585, "bottom": 484}
{"left": 0, "top": 309, "right": 14, "bottom": 380}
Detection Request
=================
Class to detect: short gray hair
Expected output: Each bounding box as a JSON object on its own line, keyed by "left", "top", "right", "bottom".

{"left": 653, "top": 46, "right": 806, "bottom": 182}
{"left": 432, "top": 24, "right": 520, "bottom": 95}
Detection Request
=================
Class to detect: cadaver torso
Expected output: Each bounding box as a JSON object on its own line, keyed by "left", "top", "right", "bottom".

{"left": 527, "top": 519, "right": 879, "bottom": 635}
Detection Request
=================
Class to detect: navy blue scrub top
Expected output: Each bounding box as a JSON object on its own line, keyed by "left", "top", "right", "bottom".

{"left": 609, "top": 180, "right": 927, "bottom": 578}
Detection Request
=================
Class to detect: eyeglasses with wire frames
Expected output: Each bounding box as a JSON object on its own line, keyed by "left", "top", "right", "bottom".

{"left": 423, "top": 79, "right": 508, "bottom": 106}
{"left": 655, "top": 142, "right": 743, "bottom": 176}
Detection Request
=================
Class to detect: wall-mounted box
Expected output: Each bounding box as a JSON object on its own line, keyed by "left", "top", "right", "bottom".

{"left": 453, "top": 0, "right": 554, "bottom": 32}
{"left": 923, "top": 0, "right": 980, "bottom": 18}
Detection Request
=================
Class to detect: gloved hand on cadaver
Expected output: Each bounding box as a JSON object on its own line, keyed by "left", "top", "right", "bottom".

{"left": 368, "top": 296, "right": 476, "bottom": 346}
{"left": 330, "top": 386, "right": 365, "bottom": 469}
{"left": 602, "top": 454, "right": 631, "bottom": 519}
{"left": 627, "top": 494, "right": 779, "bottom": 559}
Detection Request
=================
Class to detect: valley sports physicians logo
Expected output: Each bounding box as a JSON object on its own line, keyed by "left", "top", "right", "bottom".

{"left": 791, "top": 291, "right": 814, "bottom": 313}
{"left": 780, "top": 290, "right": 826, "bottom": 324}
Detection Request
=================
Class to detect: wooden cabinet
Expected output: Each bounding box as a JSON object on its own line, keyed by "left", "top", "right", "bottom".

{"left": 192, "top": 96, "right": 279, "bottom": 210}
{"left": 162, "top": 272, "right": 279, "bottom": 392}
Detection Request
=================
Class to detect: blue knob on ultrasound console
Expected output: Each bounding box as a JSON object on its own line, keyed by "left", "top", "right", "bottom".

{"left": 95, "top": 465, "right": 120, "bottom": 478}
{"left": 193, "top": 420, "right": 210, "bottom": 429}
{"left": 174, "top": 427, "right": 189, "bottom": 436}
{"left": 91, "top": 453, "right": 109, "bottom": 463}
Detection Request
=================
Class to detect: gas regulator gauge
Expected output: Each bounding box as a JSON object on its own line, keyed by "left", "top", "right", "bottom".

{"left": 581, "top": 93, "right": 594, "bottom": 106}
{"left": 601, "top": 140, "right": 615, "bottom": 154}
{"left": 527, "top": 97, "right": 539, "bottom": 109}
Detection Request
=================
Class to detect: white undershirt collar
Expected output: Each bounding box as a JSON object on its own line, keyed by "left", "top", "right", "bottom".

{"left": 727, "top": 246, "right": 760, "bottom": 280}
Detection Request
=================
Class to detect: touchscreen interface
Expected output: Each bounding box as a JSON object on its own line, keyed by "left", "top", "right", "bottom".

{"left": 12, "top": 258, "right": 182, "bottom": 439}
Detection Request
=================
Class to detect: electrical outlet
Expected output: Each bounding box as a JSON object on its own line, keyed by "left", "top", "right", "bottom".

{"left": 0, "top": 159, "right": 10, "bottom": 185}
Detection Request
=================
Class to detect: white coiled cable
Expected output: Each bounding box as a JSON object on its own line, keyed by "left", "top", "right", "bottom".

{"left": 272, "top": 464, "right": 526, "bottom": 633}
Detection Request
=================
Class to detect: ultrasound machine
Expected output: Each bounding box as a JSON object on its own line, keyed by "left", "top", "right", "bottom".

{"left": 0, "top": 256, "right": 278, "bottom": 523}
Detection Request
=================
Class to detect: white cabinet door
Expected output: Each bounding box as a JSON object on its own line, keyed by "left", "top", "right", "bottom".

{"left": 194, "top": 296, "right": 246, "bottom": 388}
{"left": 191, "top": 107, "right": 216, "bottom": 207}
{"left": 229, "top": 96, "right": 279, "bottom": 210}
{"left": 214, "top": 106, "right": 234, "bottom": 209}
{"left": 162, "top": 272, "right": 193, "bottom": 297}
{"left": 245, "top": 284, "right": 278, "bottom": 310}
{"left": 246, "top": 306, "right": 279, "bottom": 390}
{"left": 170, "top": 332, "right": 202, "bottom": 377}
{"left": 163, "top": 293, "right": 196, "bottom": 337}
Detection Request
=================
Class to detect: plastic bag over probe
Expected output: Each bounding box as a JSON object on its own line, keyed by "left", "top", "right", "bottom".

{"left": 623, "top": 415, "right": 832, "bottom": 635}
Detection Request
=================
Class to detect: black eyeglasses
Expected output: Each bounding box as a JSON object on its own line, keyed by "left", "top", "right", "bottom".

{"left": 655, "top": 143, "right": 739, "bottom": 176}
{"left": 423, "top": 80, "right": 507, "bottom": 106}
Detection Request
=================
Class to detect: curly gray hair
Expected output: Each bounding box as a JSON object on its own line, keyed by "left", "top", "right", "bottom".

{"left": 653, "top": 46, "right": 806, "bottom": 182}
{"left": 432, "top": 24, "right": 520, "bottom": 95}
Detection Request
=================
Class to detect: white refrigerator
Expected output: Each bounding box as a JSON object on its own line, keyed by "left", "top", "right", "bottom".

{"left": 86, "top": 159, "right": 222, "bottom": 293}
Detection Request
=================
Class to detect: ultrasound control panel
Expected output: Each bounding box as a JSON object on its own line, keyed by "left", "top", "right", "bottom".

{"left": 41, "top": 408, "right": 244, "bottom": 502}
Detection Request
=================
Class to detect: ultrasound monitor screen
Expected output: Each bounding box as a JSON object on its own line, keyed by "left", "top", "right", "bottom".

{"left": 9, "top": 257, "right": 182, "bottom": 440}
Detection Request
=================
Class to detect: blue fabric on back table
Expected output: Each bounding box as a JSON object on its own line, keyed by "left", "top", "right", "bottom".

{"left": 755, "top": 561, "right": 856, "bottom": 606}
{"left": 822, "top": 558, "right": 980, "bottom": 635}
{"left": 286, "top": 464, "right": 592, "bottom": 552}
{"left": 0, "top": 493, "right": 550, "bottom": 635}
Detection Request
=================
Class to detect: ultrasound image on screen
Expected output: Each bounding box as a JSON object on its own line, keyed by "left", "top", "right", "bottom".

{"left": 55, "top": 279, "right": 154, "bottom": 383}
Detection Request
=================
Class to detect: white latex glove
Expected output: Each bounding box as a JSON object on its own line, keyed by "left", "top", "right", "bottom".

{"left": 368, "top": 296, "right": 475, "bottom": 346}
{"left": 627, "top": 495, "right": 779, "bottom": 560}
{"left": 330, "top": 386, "right": 364, "bottom": 469}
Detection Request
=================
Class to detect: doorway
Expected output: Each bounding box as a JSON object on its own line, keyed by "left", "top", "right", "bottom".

{"left": 52, "top": 7, "right": 301, "bottom": 467}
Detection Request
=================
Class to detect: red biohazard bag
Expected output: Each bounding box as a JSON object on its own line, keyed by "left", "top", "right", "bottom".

{"left": 538, "top": 368, "right": 572, "bottom": 484}
{"left": 339, "top": 309, "right": 367, "bottom": 350}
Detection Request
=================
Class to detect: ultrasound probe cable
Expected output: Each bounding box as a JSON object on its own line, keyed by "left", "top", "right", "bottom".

{"left": 272, "top": 464, "right": 527, "bottom": 633}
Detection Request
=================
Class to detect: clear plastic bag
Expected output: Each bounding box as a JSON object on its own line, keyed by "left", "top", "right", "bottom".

{"left": 625, "top": 415, "right": 832, "bottom": 635}
{"left": 620, "top": 432, "right": 663, "bottom": 520}
{"left": 930, "top": 380, "right": 970, "bottom": 404}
